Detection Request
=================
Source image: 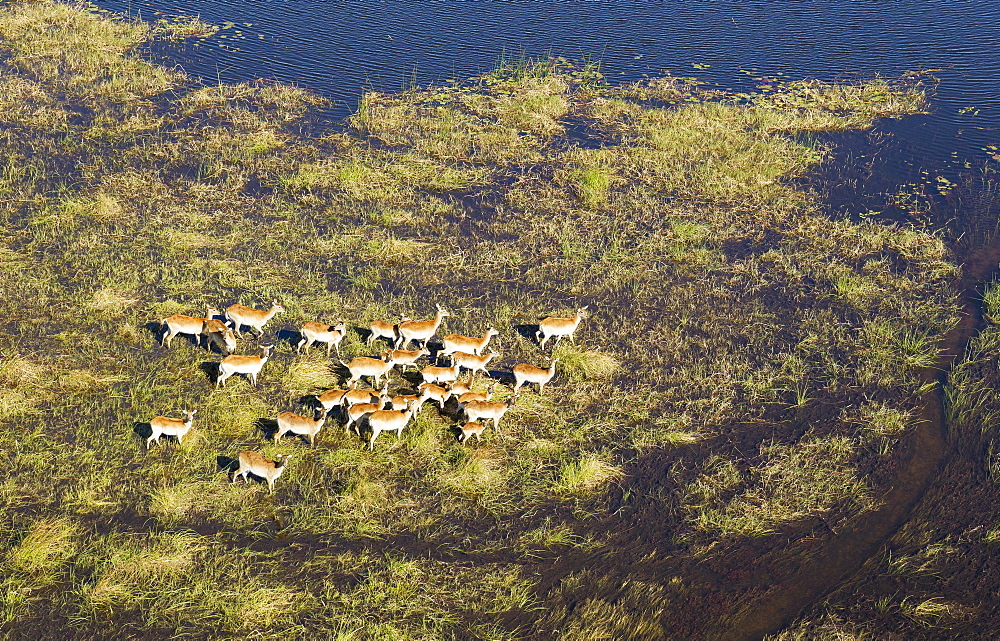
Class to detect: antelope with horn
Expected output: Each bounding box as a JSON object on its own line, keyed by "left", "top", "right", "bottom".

{"left": 274, "top": 408, "right": 329, "bottom": 447}
{"left": 512, "top": 358, "right": 560, "bottom": 394}
{"left": 216, "top": 344, "right": 274, "bottom": 387}
{"left": 225, "top": 300, "right": 285, "bottom": 338}
{"left": 536, "top": 306, "right": 588, "bottom": 349}
{"left": 147, "top": 409, "right": 197, "bottom": 449}
{"left": 297, "top": 320, "right": 347, "bottom": 357}
{"left": 231, "top": 451, "right": 291, "bottom": 493}
{"left": 396, "top": 304, "right": 450, "bottom": 349}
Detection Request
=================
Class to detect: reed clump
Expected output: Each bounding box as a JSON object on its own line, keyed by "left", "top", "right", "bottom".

{"left": 0, "top": 1, "right": 959, "bottom": 639}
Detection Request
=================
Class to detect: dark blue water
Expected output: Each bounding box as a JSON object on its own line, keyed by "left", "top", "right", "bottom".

{"left": 98, "top": 0, "right": 1000, "bottom": 212}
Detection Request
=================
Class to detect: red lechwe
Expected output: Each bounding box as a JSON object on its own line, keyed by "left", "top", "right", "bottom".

{"left": 274, "top": 408, "right": 329, "bottom": 447}
{"left": 536, "top": 306, "right": 587, "bottom": 348}
{"left": 225, "top": 300, "right": 285, "bottom": 338}
{"left": 297, "top": 320, "right": 347, "bottom": 357}
{"left": 231, "top": 451, "right": 291, "bottom": 492}
{"left": 396, "top": 304, "right": 450, "bottom": 349}
{"left": 216, "top": 345, "right": 274, "bottom": 387}
{"left": 147, "top": 409, "right": 197, "bottom": 449}
{"left": 439, "top": 327, "right": 499, "bottom": 360}
{"left": 512, "top": 359, "right": 560, "bottom": 394}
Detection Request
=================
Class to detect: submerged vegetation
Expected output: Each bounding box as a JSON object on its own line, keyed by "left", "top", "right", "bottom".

{"left": 0, "top": 1, "right": 963, "bottom": 638}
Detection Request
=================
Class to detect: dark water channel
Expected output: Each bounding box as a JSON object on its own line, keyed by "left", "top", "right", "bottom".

{"left": 93, "top": 0, "right": 1000, "bottom": 637}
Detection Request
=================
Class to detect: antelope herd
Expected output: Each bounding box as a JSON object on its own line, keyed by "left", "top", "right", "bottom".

{"left": 149, "top": 301, "right": 588, "bottom": 491}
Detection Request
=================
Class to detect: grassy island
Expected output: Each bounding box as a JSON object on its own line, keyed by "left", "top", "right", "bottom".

{"left": 0, "top": 2, "right": 967, "bottom": 639}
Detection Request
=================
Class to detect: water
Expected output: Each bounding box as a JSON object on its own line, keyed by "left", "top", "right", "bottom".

{"left": 96, "top": 0, "right": 999, "bottom": 197}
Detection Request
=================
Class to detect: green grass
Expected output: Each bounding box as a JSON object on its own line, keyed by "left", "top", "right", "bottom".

{"left": 0, "top": 1, "right": 963, "bottom": 638}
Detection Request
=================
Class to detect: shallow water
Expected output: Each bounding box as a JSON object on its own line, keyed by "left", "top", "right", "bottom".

{"left": 97, "top": 0, "right": 999, "bottom": 197}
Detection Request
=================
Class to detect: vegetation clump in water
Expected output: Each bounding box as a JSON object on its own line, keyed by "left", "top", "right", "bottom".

{"left": 0, "top": 1, "right": 961, "bottom": 638}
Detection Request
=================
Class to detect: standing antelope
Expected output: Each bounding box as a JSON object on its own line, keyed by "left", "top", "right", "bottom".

{"left": 536, "top": 306, "right": 588, "bottom": 348}
{"left": 225, "top": 301, "right": 285, "bottom": 338}
{"left": 368, "top": 316, "right": 409, "bottom": 346}
{"left": 345, "top": 396, "right": 388, "bottom": 435}
{"left": 341, "top": 356, "right": 394, "bottom": 386}
{"left": 512, "top": 359, "right": 560, "bottom": 394}
{"left": 202, "top": 315, "right": 237, "bottom": 354}
{"left": 343, "top": 380, "right": 389, "bottom": 408}
{"left": 449, "top": 377, "right": 473, "bottom": 397}
{"left": 274, "top": 408, "right": 329, "bottom": 447}
{"left": 464, "top": 396, "right": 518, "bottom": 436}
{"left": 420, "top": 363, "right": 460, "bottom": 386}
{"left": 161, "top": 307, "right": 216, "bottom": 348}
{"left": 459, "top": 421, "right": 485, "bottom": 445}
{"left": 418, "top": 382, "right": 452, "bottom": 409}
{"left": 316, "top": 387, "right": 349, "bottom": 412}
{"left": 456, "top": 381, "right": 497, "bottom": 408}
{"left": 384, "top": 347, "right": 431, "bottom": 372}
{"left": 147, "top": 409, "right": 197, "bottom": 449}
{"left": 450, "top": 350, "right": 498, "bottom": 379}
{"left": 297, "top": 320, "right": 347, "bottom": 357}
{"left": 216, "top": 345, "right": 274, "bottom": 387}
{"left": 391, "top": 387, "right": 432, "bottom": 412}
{"left": 231, "top": 451, "right": 291, "bottom": 492}
{"left": 440, "top": 327, "right": 499, "bottom": 359}
{"left": 396, "top": 305, "right": 450, "bottom": 349}
{"left": 368, "top": 402, "right": 417, "bottom": 450}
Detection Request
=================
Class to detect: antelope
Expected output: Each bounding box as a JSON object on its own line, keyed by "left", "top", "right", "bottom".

{"left": 440, "top": 327, "right": 499, "bottom": 359}
{"left": 537, "top": 306, "right": 588, "bottom": 348}
{"left": 341, "top": 356, "right": 394, "bottom": 386}
{"left": 459, "top": 421, "right": 485, "bottom": 445}
{"left": 297, "top": 320, "right": 347, "bottom": 357}
{"left": 216, "top": 345, "right": 274, "bottom": 387}
{"left": 343, "top": 380, "right": 389, "bottom": 408}
{"left": 202, "top": 316, "right": 237, "bottom": 354}
{"left": 450, "top": 350, "right": 498, "bottom": 378}
{"left": 396, "top": 304, "right": 450, "bottom": 349}
{"left": 512, "top": 359, "right": 560, "bottom": 394}
{"left": 449, "top": 377, "right": 473, "bottom": 397}
{"left": 344, "top": 396, "right": 388, "bottom": 434}
{"left": 457, "top": 381, "right": 497, "bottom": 408}
{"left": 161, "top": 307, "right": 215, "bottom": 348}
{"left": 391, "top": 387, "right": 432, "bottom": 412}
{"left": 274, "top": 408, "right": 329, "bottom": 447}
{"left": 464, "top": 396, "right": 518, "bottom": 436}
{"left": 420, "top": 363, "right": 460, "bottom": 386}
{"left": 418, "top": 382, "right": 452, "bottom": 409}
{"left": 225, "top": 301, "right": 285, "bottom": 338}
{"left": 147, "top": 409, "right": 197, "bottom": 449}
{"left": 231, "top": 451, "right": 291, "bottom": 492}
{"left": 368, "top": 402, "right": 416, "bottom": 450}
{"left": 367, "top": 315, "right": 409, "bottom": 346}
{"left": 315, "top": 387, "right": 349, "bottom": 411}
{"left": 384, "top": 347, "right": 431, "bottom": 372}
